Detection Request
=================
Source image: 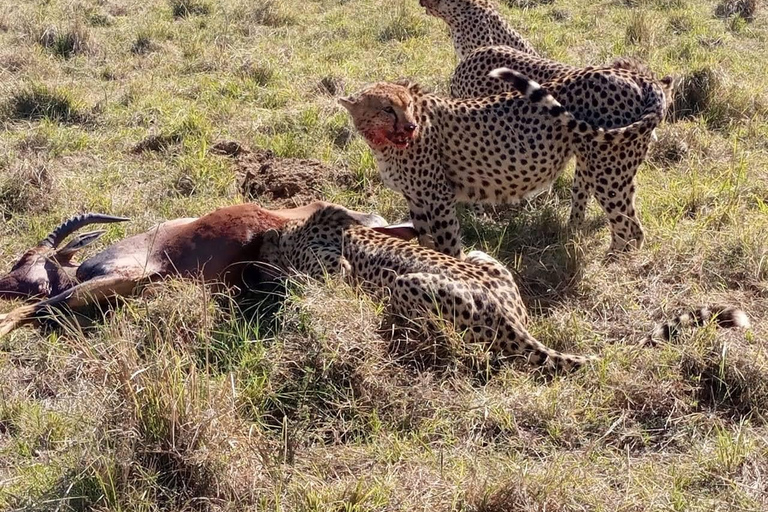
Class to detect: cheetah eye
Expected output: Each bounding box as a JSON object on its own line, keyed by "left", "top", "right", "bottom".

{"left": 384, "top": 106, "right": 396, "bottom": 115}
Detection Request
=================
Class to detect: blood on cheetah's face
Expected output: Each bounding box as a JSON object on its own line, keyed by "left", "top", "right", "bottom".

{"left": 338, "top": 83, "right": 419, "bottom": 150}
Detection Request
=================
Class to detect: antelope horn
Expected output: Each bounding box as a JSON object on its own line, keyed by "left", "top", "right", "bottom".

{"left": 40, "top": 213, "right": 130, "bottom": 248}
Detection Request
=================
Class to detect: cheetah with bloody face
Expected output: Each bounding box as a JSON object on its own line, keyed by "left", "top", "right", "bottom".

{"left": 419, "top": 0, "right": 537, "bottom": 59}
{"left": 262, "top": 204, "right": 594, "bottom": 372}
{"left": 261, "top": 205, "right": 752, "bottom": 372}
{"left": 339, "top": 70, "right": 665, "bottom": 257}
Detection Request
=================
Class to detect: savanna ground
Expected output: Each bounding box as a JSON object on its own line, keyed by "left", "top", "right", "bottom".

{"left": 1, "top": 0, "right": 767, "bottom": 509}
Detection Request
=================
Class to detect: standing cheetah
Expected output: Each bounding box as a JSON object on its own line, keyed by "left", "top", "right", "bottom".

{"left": 420, "top": 0, "right": 672, "bottom": 111}
{"left": 261, "top": 205, "right": 751, "bottom": 372}
{"left": 421, "top": 0, "right": 674, "bottom": 227}
{"left": 339, "top": 69, "right": 665, "bottom": 257}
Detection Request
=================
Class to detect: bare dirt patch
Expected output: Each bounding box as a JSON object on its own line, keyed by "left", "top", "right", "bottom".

{"left": 213, "top": 141, "right": 356, "bottom": 207}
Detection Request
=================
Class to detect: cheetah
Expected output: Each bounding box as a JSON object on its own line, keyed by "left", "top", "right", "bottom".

{"left": 339, "top": 69, "right": 665, "bottom": 257}
{"left": 420, "top": 0, "right": 673, "bottom": 106}
{"left": 261, "top": 204, "right": 751, "bottom": 372}
{"left": 419, "top": 0, "right": 538, "bottom": 60}
{"left": 262, "top": 204, "right": 594, "bottom": 372}
{"left": 421, "top": 0, "right": 674, "bottom": 227}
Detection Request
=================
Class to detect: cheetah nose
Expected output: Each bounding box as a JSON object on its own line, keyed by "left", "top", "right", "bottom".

{"left": 403, "top": 122, "right": 417, "bottom": 133}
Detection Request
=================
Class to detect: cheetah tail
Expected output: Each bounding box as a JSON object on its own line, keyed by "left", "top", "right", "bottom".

{"left": 648, "top": 305, "right": 751, "bottom": 344}
{"left": 516, "top": 328, "right": 597, "bottom": 373}
{"left": 488, "top": 67, "right": 662, "bottom": 144}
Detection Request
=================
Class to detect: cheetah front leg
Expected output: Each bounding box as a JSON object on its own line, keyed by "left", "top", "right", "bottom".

{"left": 568, "top": 155, "right": 595, "bottom": 228}
{"left": 407, "top": 194, "right": 463, "bottom": 258}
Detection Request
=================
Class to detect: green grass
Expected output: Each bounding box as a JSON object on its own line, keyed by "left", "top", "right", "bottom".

{"left": 1, "top": 0, "right": 767, "bottom": 510}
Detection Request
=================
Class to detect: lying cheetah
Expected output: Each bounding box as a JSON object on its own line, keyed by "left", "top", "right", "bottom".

{"left": 419, "top": 0, "right": 537, "bottom": 59}
{"left": 339, "top": 69, "right": 664, "bottom": 257}
{"left": 262, "top": 204, "right": 594, "bottom": 372}
{"left": 261, "top": 205, "right": 751, "bottom": 371}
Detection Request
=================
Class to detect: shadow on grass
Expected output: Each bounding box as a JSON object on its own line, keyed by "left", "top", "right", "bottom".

{"left": 459, "top": 194, "right": 605, "bottom": 312}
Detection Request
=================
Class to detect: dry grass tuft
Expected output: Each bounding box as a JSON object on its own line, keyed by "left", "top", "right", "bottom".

{"left": 671, "top": 67, "right": 722, "bottom": 120}
{"left": 649, "top": 126, "right": 691, "bottom": 164}
{"left": 317, "top": 76, "right": 345, "bottom": 96}
{"left": 87, "top": 10, "right": 115, "bottom": 27}
{"left": 170, "top": 0, "right": 211, "bottom": 18}
{"left": 37, "top": 24, "right": 92, "bottom": 58}
{"left": 133, "top": 133, "right": 183, "bottom": 153}
{"left": 681, "top": 337, "right": 768, "bottom": 421}
{"left": 4, "top": 83, "right": 84, "bottom": 123}
{"left": 715, "top": 0, "right": 758, "bottom": 22}
{"left": 0, "top": 160, "right": 56, "bottom": 219}
{"left": 236, "top": 60, "right": 275, "bottom": 85}
{"left": 379, "top": 4, "right": 428, "bottom": 42}
{"left": 625, "top": 10, "right": 655, "bottom": 47}
{"left": 470, "top": 478, "right": 569, "bottom": 512}
{"left": 131, "top": 31, "right": 159, "bottom": 55}
{"left": 504, "top": 0, "right": 556, "bottom": 7}
{"left": 258, "top": 281, "right": 405, "bottom": 440}
{"left": 238, "top": 0, "right": 297, "bottom": 28}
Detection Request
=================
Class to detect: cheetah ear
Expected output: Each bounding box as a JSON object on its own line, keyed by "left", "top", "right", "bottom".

{"left": 261, "top": 228, "right": 280, "bottom": 246}
{"left": 371, "top": 222, "right": 418, "bottom": 241}
{"left": 337, "top": 95, "right": 357, "bottom": 111}
{"left": 393, "top": 80, "right": 423, "bottom": 95}
{"left": 660, "top": 75, "right": 676, "bottom": 97}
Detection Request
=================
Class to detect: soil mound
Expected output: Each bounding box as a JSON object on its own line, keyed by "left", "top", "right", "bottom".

{"left": 211, "top": 141, "right": 356, "bottom": 208}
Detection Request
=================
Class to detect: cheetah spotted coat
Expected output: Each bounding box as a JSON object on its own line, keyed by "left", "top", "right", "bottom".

{"left": 260, "top": 206, "right": 751, "bottom": 372}
{"left": 340, "top": 70, "right": 664, "bottom": 257}
{"left": 263, "top": 204, "right": 594, "bottom": 372}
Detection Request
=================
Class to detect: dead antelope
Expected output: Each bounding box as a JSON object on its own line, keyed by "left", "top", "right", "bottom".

{"left": 0, "top": 201, "right": 388, "bottom": 337}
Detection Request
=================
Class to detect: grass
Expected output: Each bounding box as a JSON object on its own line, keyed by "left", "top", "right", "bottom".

{"left": 170, "top": 0, "right": 212, "bottom": 19}
{"left": 0, "top": 0, "right": 767, "bottom": 510}
{"left": 37, "top": 24, "right": 92, "bottom": 58}
{"left": 4, "top": 84, "right": 83, "bottom": 123}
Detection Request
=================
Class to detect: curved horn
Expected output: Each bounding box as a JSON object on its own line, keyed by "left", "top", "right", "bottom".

{"left": 40, "top": 213, "right": 130, "bottom": 248}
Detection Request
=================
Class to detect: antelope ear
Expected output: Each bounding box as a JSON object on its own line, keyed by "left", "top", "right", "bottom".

{"left": 371, "top": 222, "right": 419, "bottom": 241}
{"left": 337, "top": 96, "right": 357, "bottom": 110}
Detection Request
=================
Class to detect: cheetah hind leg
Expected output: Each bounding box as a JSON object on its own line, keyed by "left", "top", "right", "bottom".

{"left": 390, "top": 272, "right": 594, "bottom": 373}
{"left": 387, "top": 272, "right": 475, "bottom": 365}
{"left": 568, "top": 155, "right": 595, "bottom": 229}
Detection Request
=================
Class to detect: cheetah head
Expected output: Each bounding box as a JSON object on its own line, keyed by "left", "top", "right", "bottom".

{"left": 419, "top": 0, "right": 487, "bottom": 21}
{"left": 261, "top": 204, "right": 387, "bottom": 277}
{"left": 338, "top": 83, "right": 420, "bottom": 150}
{"left": 262, "top": 205, "right": 417, "bottom": 278}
